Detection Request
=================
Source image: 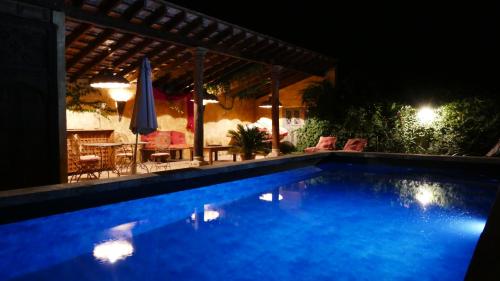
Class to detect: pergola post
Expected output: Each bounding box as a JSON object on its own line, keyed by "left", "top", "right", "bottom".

{"left": 192, "top": 47, "right": 207, "bottom": 165}
{"left": 270, "top": 65, "right": 283, "bottom": 157}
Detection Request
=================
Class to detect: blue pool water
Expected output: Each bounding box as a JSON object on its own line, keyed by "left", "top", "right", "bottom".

{"left": 0, "top": 163, "right": 498, "bottom": 281}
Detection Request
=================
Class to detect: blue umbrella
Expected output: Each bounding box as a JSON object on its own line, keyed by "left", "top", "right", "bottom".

{"left": 130, "top": 57, "right": 158, "bottom": 173}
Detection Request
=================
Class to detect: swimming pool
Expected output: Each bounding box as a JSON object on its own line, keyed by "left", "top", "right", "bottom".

{"left": 0, "top": 162, "right": 498, "bottom": 280}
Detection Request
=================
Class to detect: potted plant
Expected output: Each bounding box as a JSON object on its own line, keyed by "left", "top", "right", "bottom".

{"left": 227, "top": 124, "right": 269, "bottom": 160}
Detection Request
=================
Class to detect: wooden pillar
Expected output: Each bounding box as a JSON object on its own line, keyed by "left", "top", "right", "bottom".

{"left": 271, "top": 65, "right": 282, "bottom": 156}
{"left": 192, "top": 47, "right": 207, "bottom": 165}
{"left": 54, "top": 10, "right": 68, "bottom": 183}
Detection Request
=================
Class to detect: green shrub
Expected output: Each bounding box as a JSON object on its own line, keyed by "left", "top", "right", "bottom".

{"left": 295, "top": 118, "right": 333, "bottom": 151}
{"left": 279, "top": 141, "right": 296, "bottom": 154}
{"left": 297, "top": 78, "right": 500, "bottom": 156}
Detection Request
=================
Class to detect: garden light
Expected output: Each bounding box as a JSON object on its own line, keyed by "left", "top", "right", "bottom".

{"left": 417, "top": 106, "right": 436, "bottom": 125}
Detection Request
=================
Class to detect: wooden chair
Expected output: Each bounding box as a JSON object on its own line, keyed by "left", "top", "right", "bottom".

{"left": 113, "top": 133, "right": 133, "bottom": 174}
{"left": 68, "top": 134, "right": 101, "bottom": 182}
{"left": 149, "top": 134, "right": 171, "bottom": 171}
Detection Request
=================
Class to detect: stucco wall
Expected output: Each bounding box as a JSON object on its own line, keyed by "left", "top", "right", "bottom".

{"left": 66, "top": 76, "right": 319, "bottom": 155}
{"left": 66, "top": 85, "right": 255, "bottom": 151}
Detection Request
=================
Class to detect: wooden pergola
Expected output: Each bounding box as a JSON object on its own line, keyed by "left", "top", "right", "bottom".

{"left": 64, "top": 0, "right": 336, "bottom": 163}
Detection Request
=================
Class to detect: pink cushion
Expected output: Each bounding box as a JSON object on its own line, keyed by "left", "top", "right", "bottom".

{"left": 304, "top": 136, "right": 337, "bottom": 153}
{"left": 316, "top": 136, "right": 337, "bottom": 150}
{"left": 151, "top": 152, "right": 170, "bottom": 158}
{"left": 141, "top": 131, "right": 187, "bottom": 149}
{"left": 170, "top": 131, "right": 186, "bottom": 145}
{"left": 80, "top": 155, "right": 100, "bottom": 161}
{"left": 343, "top": 138, "right": 367, "bottom": 152}
{"left": 304, "top": 147, "right": 318, "bottom": 153}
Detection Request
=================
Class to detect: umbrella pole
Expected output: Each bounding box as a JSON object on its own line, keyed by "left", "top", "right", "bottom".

{"left": 131, "top": 133, "right": 139, "bottom": 174}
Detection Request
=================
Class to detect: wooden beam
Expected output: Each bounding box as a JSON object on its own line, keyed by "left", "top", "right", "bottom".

{"left": 131, "top": 46, "right": 189, "bottom": 82}
{"left": 178, "top": 17, "right": 203, "bottom": 36}
{"left": 143, "top": 4, "right": 166, "bottom": 26}
{"left": 208, "top": 27, "right": 233, "bottom": 44}
{"left": 168, "top": 55, "right": 233, "bottom": 90}
{"left": 118, "top": 43, "right": 171, "bottom": 77}
{"left": 194, "top": 22, "right": 218, "bottom": 41}
{"left": 202, "top": 58, "right": 241, "bottom": 82}
{"left": 112, "top": 38, "right": 153, "bottom": 68}
{"left": 227, "top": 69, "right": 268, "bottom": 95}
{"left": 246, "top": 40, "right": 275, "bottom": 57}
{"left": 65, "top": 23, "right": 91, "bottom": 47}
{"left": 161, "top": 10, "right": 185, "bottom": 32}
{"left": 202, "top": 59, "right": 245, "bottom": 83}
{"left": 222, "top": 32, "right": 246, "bottom": 47}
{"left": 98, "top": 0, "right": 121, "bottom": 14}
{"left": 65, "top": 5, "right": 331, "bottom": 75}
{"left": 231, "top": 35, "right": 258, "bottom": 51}
{"left": 122, "top": 0, "right": 144, "bottom": 20}
{"left": 71, "top": 34, "right": 135, "bottom": 80}
{"left": 66, "top": 28, "right": 114, "bottom": 69}
{"left": 178, "top": 58, "right": 244, "bottom": 90}
{"left": 153, "top": 51, "right": 193, "bottom": 83}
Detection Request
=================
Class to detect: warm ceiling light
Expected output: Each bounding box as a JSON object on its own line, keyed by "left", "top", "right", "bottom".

{"left": 109, "top": 89, "right": 133, "bottom": 122}
{"left": 90, "top": 71, "right": 130, "bottom": 89}
{"left": 258, "top": 96, "right": 282, "bottom": 108}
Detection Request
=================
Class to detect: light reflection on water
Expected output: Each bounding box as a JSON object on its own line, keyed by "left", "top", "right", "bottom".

{"left": 392, "top": 180, "right": 462, "bottom": 210}
{"left": 93, "top": 221, "right": 137, "bottom": 264}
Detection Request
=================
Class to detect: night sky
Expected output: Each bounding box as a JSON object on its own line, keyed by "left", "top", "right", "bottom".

{"left": 171, "top": 1, "right": 500, "bottom": 101}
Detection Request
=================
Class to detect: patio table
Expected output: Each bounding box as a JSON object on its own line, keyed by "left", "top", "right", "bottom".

{"left": 82, "top": 142, "right": 122, "bottom": 177}
{"left": 189, "top": 145, "right": 237, "bottom": 165}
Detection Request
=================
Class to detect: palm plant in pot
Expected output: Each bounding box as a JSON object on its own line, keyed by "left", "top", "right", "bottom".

{"left": 227, "top": 124, "right": 269, "bottom": 160}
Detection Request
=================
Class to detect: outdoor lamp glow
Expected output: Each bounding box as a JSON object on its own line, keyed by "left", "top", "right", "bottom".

{"left": 417, "top": 106, "right": 436, "bottom": 125}
{"left": 90, "top": 71, "right": 130, "bottom": 89}
{"left": 109, "top": 89, "right": 133, "bottom": 121}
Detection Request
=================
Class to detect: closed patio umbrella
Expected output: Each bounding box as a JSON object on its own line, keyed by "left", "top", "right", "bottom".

{"left": 130, "top": 57, "right": 158, "bottom": 174}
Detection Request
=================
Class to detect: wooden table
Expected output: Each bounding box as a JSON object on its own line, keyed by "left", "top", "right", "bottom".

{"left": 189, "top": 145, "right": 237, "bottom": 165}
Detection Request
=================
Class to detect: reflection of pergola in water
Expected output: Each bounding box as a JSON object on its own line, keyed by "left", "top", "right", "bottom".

{"left": 0, "top": 0, "right": 336, "bottom": 189}
{"left": 65, "top": 0, "right": 336, "bottom": 164}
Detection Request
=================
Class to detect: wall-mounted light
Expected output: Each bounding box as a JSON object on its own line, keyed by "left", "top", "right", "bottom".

{"left": 90, "top": 70, "right": 130, "bottom": 89}
{"left": 258, "top": 95, "right": 282, "bottom": 109}
{"left": 417, "top": 106, "right": 436, "bottom": 125}
{"left": 109, "top": 89, "right": 133, "bottom": 121}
